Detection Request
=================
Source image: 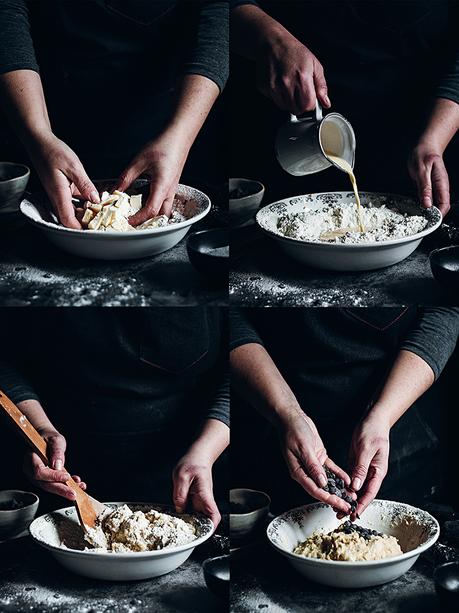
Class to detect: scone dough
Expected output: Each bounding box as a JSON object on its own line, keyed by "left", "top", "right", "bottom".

{"left": 85, "top": 504, "right": 196, "bottom": 552}
{"left": 294, "top": 525, "right": 402, "bottom": 561}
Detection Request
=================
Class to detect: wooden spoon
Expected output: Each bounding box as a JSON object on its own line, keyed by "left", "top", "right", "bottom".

{"left": 0, "top": 389, "right": 107, "bottom": 531}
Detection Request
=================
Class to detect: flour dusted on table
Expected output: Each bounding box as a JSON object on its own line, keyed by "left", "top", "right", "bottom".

{"left": 276, "top": 201, "right": 428, "bottom": 244}
{"left": 84, "top": 505, "right": 196, "bottom": 552}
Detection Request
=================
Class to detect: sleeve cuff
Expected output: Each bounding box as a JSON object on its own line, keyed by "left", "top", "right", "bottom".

{"left": 0, "top": 62, "right": 39, "bottom": 76}
{"left": 399, "top": 342, "right": 440, "bottom": 380}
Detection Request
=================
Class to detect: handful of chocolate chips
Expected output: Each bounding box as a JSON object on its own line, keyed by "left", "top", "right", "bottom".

{"left": 323, "top": 467, "right": 358, "bottom": 516}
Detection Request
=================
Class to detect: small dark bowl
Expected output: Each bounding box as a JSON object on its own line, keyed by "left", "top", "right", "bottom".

{"left": 0, "top": 162, "right": 30, "bottom": 214}
{"left": 187, "top": 228, "right": 229, "bottom": 278}
{"left": 430, "top": 246, "right": 459, "bottom": 291}
{"left": 0, "top": 490, "right": 39, "bottom": 539}
{"left": 434, "top": 562, "right": 459, "bottom": 610}
{"left": 203, "top": 555, "right": 229, "bottom": 599}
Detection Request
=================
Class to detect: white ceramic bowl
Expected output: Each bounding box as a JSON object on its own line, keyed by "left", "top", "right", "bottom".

{"left": 256, "top": 191, "right": 442, "bottom": 271}
{"left": 229, "top": 178, "right": 265, "bottom": 227}
{"left": 267, "top": 500, "right": 439, "bottom": 589}
{"left": 29, "top": 502, "right": 214, "bottom": 581}
{"left": 20, "top": 182, "right": 211, "bottom": 260}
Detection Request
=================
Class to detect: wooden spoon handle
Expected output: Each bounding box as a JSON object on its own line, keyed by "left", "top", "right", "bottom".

{"left": 0, "top": 389, "right": 100, "bottom": 528}
{"left": 0, "top": 389, "right": 48, "bottom": 463}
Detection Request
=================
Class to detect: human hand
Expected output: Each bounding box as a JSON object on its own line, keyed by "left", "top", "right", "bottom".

{"left": 116, "top": 130, "right": 188, "bottom": 226}
{"left": 172, "top": 451, "right": 221, "bottom": 529}
{"left": 279, "top": 411, "right": 354, "bottom": 515}
{"left": 27, "top": 132, "right": 100, "bottom": 228}
{"left": 348, "top": 414, "right": 390, "bottom": 518}
{"left": 408, "top": 143, "right": 450, "bottom": 216}
{"left": 256, "top": 31, "right": 330, "bottom": 115}
{"left": 23, "top": 428, "right": 86, "bottom": 500}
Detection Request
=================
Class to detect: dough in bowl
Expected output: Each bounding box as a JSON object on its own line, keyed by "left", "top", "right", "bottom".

{"left": 294, "top": 521, "right": 402, "bottom": 562}
{"left": 84, "top": 504, "right": 196, "bottom": 552}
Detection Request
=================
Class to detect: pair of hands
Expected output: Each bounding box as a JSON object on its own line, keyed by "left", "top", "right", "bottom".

{"left": 256, "top": 30, "right": 450, "bottom": 216}
{"left": 27, "top": 129, "right": 188, "bottom": 229}
{"left": 279, "top": 410, "right": 389, "bottom": 519}
{"left": 24, "top": 428, "right": 221, "bottom": 528}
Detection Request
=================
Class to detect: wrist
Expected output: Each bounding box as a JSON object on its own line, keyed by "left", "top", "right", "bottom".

{"left": 23, "top": 128, "right": 56, "bottom": 156}
{"left": 362, "top": 405, "right": 393, "bottom": 431}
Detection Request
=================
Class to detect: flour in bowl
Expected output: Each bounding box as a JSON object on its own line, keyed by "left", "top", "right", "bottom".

{"left": 276, "top": 201, "right": 428, "bottom": 244}
{"left": 84, "top": 505, "right": 196, "bottom": 552}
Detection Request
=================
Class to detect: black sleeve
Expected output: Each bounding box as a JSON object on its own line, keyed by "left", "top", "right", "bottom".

{"left": 181, "top": 1, "right": 229, "bottom": 92}
{"left": 0, "top": 312, "right": 39, "bottom": 404}
{"left": 0, "top": 0, "right": 39, "bottom": 75}
{"left": 207, "top": 370, "right": 230, "bottom": 427}
{"left": 436, "top": 2, "right": 459, "bottom": 104}
{"left": 400, "top": 307, "right": 459, "bottom": 379}
{"left": 229, "top": 308, "right": 264, "bottom": 351}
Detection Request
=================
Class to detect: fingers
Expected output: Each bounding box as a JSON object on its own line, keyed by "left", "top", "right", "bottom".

{"left": 72, "top": 475, "right": 87, "bottom": 490}
{"left": 350, "top": 442, "right": 378, "bottom": 494}
{"left": 172, "top": 466, "right": 192, "bottom": 514}
{"left": 48, "top": 170, "right": 82, "bottom": 229}
{"left": 286, "top": 451, "right": 351, "bottom": 514}
{"left": 23, "top": 451, "right": 76, "bottom": 500}
{"left": 116, "top": 159, "right": 144, "bottom": 193}
{"left": 355, "top": 460, "right": 387, "bottom": 517}
{"left": 28, "top": 452, "right": 69, "bottom": 483}
{"left": 431, "top": 158, "right": 450, "bottom": 216}
{"left": 129, "top": 183, "right": 172, "bottom": 226}
{"left": 46, "top": 433, "right": 67, "bottom": 471}
{"left": 67, "top": 162, "right": 99, "bottom": 205}
{"left": 313, "top": 63, "right": 331, "bottom": 108}
{"left": 293, "top": 73, "right": 316, "bottom": 115}
{"left": 192, "top": 490, "right": 221, "bottom": 529}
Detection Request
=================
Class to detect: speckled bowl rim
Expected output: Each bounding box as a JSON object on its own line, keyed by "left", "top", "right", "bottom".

{"left": 29, "top": 501, "right": 214, "bottom": 558}
{"left": 256, "top": 191, "right": 442, "bottom": 249}
{"left": 267, "top": 500, "right": 440, "bottom": 568}
{"left": 20, "top": 182, "right": 211, "bottom": 238}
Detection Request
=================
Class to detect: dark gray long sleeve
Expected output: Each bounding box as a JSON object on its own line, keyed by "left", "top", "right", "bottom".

{"left": 401, "top": 307, "right": 459, "bottom": 379}
{"left": 182, "top": 1, "right": 229, "bottom": 92}
{"left": 0, "top": 0, "right": 38, "bottom": 75}
{"left": 0, "top": 1, "right": 228, "bottom": 91}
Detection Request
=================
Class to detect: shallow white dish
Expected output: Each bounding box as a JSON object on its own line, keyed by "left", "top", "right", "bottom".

{"left": 20, "top": 182, "right": 211, "bottom": 260}
{"left": 29, "top": 502, "right": 213, "bottom": 581}
{"left": 256, "top": 192, "right": 442, "bottom": 271}
{"left": 267, "top": 500, "right": 439, "bottom": 588}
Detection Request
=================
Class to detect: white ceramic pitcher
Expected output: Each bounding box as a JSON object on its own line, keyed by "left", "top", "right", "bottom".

{"left": 275, "top": 102, "right": 356, "bottom": 176}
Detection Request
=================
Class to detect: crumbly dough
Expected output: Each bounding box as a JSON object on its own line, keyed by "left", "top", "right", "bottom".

{"left": 84, "top": 505, "right": 196, "bottom": 553}
{"left": 79, "top": 190, "right": 195, "bottom": 232}
{"left": 294, "top": 525, "right": 402, "bottom": 561}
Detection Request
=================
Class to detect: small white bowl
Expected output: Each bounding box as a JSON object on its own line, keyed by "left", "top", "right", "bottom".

{"left": 229, "top": 178, "right": 265, "bottom": 227}
{"left": 20, "top": 182, "right": 211, "bottom": 260}
{"left": 230, "top": 488, "right": 270, "bottom": 540}
{"left": 29, "top": 502, "right": 214, "bottom": 581}
{"left": 256, "top": 191, "right": 442, "bottom": 271}
{"left": 267, "top": 500, "right": 439, "bottom": 588}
